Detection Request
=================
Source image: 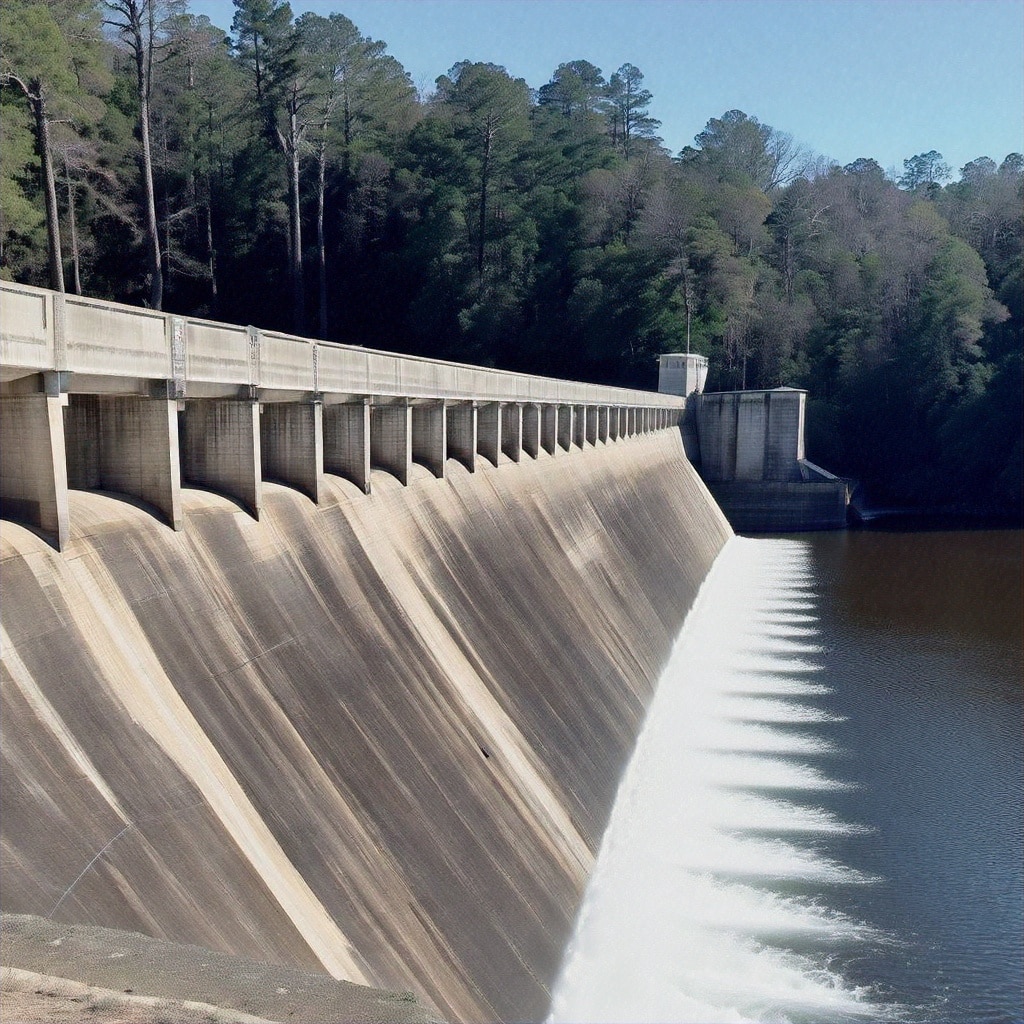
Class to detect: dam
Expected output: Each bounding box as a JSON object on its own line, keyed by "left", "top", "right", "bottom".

{"left": 0, "top": 283, "right": 731, "bottom": 1021}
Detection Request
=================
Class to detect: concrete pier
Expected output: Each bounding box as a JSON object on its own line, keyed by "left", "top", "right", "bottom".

{"left": 446, "top": 403, "right": 476, "bottom": 472}
{"left": 557, "top": 405, "right": 573, "bottom": 452}
{"left": 522, "top": 404, "right": 540, "bottom": 459}
{"left": 181, "top": 399, "right": 262, "bottom": 518}
{"left": 371, "top": 402, "right": 412, "bottom": 485}
{"left": 501, "top": 403, "right": 522, "bottom": 463}
{"left": 0, "top": 391, "right": 70, "bottom": 549}
{"left": 573, "top": 405, "right": 586, "bottom": 448}
{"left": 541, "top": 405, "right": 558, "bottom": 456}
{"left": 585, "top": 406, "right": 598, "bottom": 446}
{"left": 260, "top": 400, "right": 323, "bottom": 503}
{"left": 477, "top": 402, "right": 501, "bottom": 466}
{"left": 412, "top": 401, "right": 447, "bottom": 479}
{"left": 64, "top": 394, "right": 183, "bottom": 530}
{"left": 324, "top": 400, "right": 371, "bottom": 494}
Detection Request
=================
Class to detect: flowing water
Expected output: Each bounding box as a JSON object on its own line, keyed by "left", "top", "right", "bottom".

{"left": 549, "top": 530, "right": 1023, "bottom": 1024}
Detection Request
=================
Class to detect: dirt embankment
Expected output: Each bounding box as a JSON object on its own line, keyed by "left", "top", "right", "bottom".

{"left": 1, "top": 431, "right": 729, "bottom": 1022}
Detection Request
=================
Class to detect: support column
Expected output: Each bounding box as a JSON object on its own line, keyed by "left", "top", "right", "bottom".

{"left": 477, "top": 402, "right": 501, "bottom": 466}
{"left": 573, "top": 404, "right": 586, "bottom": 448}
{"left": 541, "top": 405, "right": 558, "bottom": 456}
{"left": 181, "top": 399, "right": 262, "bottom": 518}
{"left": 371, "top": 401, "right": 412, "bottom": 485}
{"left": 260, "top": 400, "right": 323, "bottom": 503}
{"left": 627, "top": 408, "right": 636, "bottom": 436}
{"left": 598, "top": 405, "right": 609, "bottom": 444}
{"left": 0, "top": 391, "right": 70, "bottom": 549}
{"left": 64, "top": 393, "right": 183, "bottom": 530}
{"left": 585, "top": 405, "right": 598, "bottom": 446}
{"left": 500, "top": 403, "right": 522, "bottom": 463}
{"left": 446, "top": 402, "right": 476, "bottom": 472}
{"left": 522, "top": 403, "right": 540, "bottom": 459}
{"left": 609, "top": 406, "right": 620, "bottom": 442}
{"left": 412, "top": 401, "right": 446, "bottom": 479}
{"left": 557, "top": 404, "right": 573, "bottom": 452}
{"left": 324, "top": 400, "right": 370, "bottom": 494}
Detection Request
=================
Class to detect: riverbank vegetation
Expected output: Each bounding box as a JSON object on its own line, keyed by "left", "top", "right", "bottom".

{"left": 2, "top": 0, "right": 1020, "bottom": 514}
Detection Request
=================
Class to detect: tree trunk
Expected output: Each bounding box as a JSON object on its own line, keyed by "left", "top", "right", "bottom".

{"left": 66, "top": 172, "right": 82, "bottom": 295}
{"left": 317, "top": 137, "right": 328, "bottom": 338}
{"left": 33, "top": 85, "right": 65, "bottom": 293}
{"left": 206, "top": 191, "right": 218, "bottom": 315}
{"left": 477, "top": 129, "right": 491, "bottom": 283}
{"left": 289, "top": 113, "right": 304, "bottom": 333}
{"left": 138, "top": 85, "right": 163, "bottom": 308}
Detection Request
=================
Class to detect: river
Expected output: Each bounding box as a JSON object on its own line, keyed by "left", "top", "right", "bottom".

{"left": 549, "top": 529, "right": 1023, "bottom": 1024}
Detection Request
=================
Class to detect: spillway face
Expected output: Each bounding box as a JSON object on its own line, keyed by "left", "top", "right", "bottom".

{"left": 0, "top": 431, "right": 730, "bottom": 1023}
{"left": 549, "top": 537, "right": 895, "bottom": 1024}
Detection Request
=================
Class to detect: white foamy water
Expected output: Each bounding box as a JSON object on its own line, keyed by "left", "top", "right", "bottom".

{"left": 548, "top": 537, "right": 895, "bottom": 1024}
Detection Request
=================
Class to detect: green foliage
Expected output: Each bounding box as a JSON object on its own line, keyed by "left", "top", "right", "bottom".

{"left": 0, "top": 0, "right": 1019, "bottom": 514}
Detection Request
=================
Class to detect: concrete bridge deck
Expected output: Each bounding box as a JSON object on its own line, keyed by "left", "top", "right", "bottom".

{"left": 0, "top": 283, "right": 683, "bottom": 550}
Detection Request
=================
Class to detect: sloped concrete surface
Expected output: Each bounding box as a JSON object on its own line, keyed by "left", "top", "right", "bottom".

{"left": 0, "top": 432, "right": 729, "bottom": 1022}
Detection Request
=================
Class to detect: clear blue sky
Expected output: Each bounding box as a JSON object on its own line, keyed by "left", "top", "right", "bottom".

{"left": 193, "top": 0, "right": 1024, "bottom": 179}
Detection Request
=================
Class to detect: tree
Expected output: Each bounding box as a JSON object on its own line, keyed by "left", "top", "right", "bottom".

{"left": 1, "top": 0, "right": 107, "bottom": 291}
{"left": 603, "top": 63, "right": 660, "bottom": 159}
{"left": 898, "top": 150, "right": 951, "bottom": 191}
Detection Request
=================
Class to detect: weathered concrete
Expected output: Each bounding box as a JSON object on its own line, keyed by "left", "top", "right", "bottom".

{"left": 260, "top": 401, "right": 323, "bottom": 503}
{"left": 324, "top": 401, "right": 371, "bottom": 494}
{"left": 371, "top": 402, "right": 412, "bottom": 485}
{"left": 181, "top": 400, "right": 262, "bottom": 519}
{"left": 541, "top": 404, "right": 558, "bottom": 456}
{"left": 557, "top": 405, "right": 572, "bottom": 452}
{"left": 0, "top": 392, "right": 69, "bottom": 548}
{"left": 0, "top": 431, "right": 730, "bottom": 1024}
{"left": 522, "top": 404, "right": 540, "bottom": 459}
{"left": 658, "top": 352, "right": 708, "bottom": 398}
{"left": 477, "top": 402, "right": 501, "bottom": 466}
{"left": 412, "top": 401, "right": 447, "bottom": 479}
{"left": 573, "top": 405, "right": 586, "bottom": 448}
{"left": 585, "top": 406, "right": 598, "bottom": 446}
{"left": 446, "top": 403, "right": 476, "bottom": 472}
{"left": 500, "top": 403, "right": 522, "bottom": 463}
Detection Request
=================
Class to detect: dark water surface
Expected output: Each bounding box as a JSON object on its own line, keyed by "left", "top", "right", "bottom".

{"left": 807, "top": 529, "right": 1023, "bottom": 1023}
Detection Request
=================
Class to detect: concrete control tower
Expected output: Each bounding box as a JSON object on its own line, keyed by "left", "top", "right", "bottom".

{"left": 658, "top": 353, "right": 708, "bottom": 399}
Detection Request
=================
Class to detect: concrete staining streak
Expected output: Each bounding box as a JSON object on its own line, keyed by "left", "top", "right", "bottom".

{"left": 0, "top": 431, "right": 730, "bottom": 1022}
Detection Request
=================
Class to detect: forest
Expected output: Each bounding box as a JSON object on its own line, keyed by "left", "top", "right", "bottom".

{"left": 2, "top": 0, "right": 1021, "bottom": 515}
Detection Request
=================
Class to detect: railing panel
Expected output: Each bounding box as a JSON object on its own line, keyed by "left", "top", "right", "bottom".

{"left": 64, "top": 296, "right": 168, "bottom": 378}
{"left": 186, "top": 320, "right": 250, "bottom": 386}
{"left": 0, "top": 284, "right": 51, "bottom": 371}
{"left": 260, "top": 331, "right": 314, "bottom": 391}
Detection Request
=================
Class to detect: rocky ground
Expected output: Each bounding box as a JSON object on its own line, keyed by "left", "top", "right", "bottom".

{"left": 0, "top": 915, "right": 445, "bottom": 1024}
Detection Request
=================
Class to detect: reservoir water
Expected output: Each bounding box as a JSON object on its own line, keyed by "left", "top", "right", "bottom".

{"left": 549, "top": 529, "right": 1022, "bottom": 1024}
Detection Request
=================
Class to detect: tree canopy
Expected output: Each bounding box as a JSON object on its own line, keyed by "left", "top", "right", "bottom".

{"left": 1, "top": 0, "right": 1020, "bottom": 515}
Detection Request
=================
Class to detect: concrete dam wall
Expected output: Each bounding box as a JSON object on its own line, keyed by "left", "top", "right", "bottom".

{"left": 0, "top": 430, "right": 730, "bottom": 1022}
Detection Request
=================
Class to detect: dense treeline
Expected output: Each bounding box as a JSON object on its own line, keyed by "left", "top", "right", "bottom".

{"left": 2, "top": 0, "right": 1021, "bottom": 514}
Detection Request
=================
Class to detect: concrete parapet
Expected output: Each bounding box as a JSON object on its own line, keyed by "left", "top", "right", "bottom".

{"left": 412, "top": 401, "right": 447, "bottom": 479}
{"left": 446, "top": 402, "right": 476, "bottom": 472}
{"left": 0, "top": 393, "right": 70, "bottom": 548}
{"left": 500, "top": 403, "right": 522, "bottom": 463}
{"left": 371, "top": 402, "right": 412, "bottom": 485}
{"left": 541, "top": 405, "right": 558, "bottom": 456}
{"left": 324, "top": 400, "right": 371, "bottom": 493}
{"left": 522, "top": 404, "right": 540, "bottom": 459}
{"left": 181, "top": 399, "right": 262, "bottom": 518}
{"left": 477, "top": 402, "right": 501, "bottom": 466}
{"left": 260, "top": 400, "right": 323, "bottom": 503}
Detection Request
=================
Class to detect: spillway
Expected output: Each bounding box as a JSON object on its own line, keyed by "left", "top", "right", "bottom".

{"left": 0, "top": 430, "right": 730, "bottom": 1022}
{"left": 549, "top": 537, "right": 897, "bottom": 1024}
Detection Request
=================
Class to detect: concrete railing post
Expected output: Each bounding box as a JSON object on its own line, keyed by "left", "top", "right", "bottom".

{"left": 324, "top": 399, "right": 371, "bottom": 494}
{"left": 477, "top": 402, "right": 501, "bottom": 466}
{"left": 446, "top": 402, "right": 476, "bottom": 472}
{"left": 500, "top": 402, "right": 522, "bottom": 463}
{"left": 412, "top": 400, "right": 447, "bottom": 479}
{"left": 522, "top": 403, "right": 540, "bottom": 459}
{"left": 260, "top": 399, "right": 324, "bottom": 504}
{"left": 371, "top": 401, "right": 412, "bottom": 485}
{"left": 0, "top": 384, "right": 70, "bottom": 550}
